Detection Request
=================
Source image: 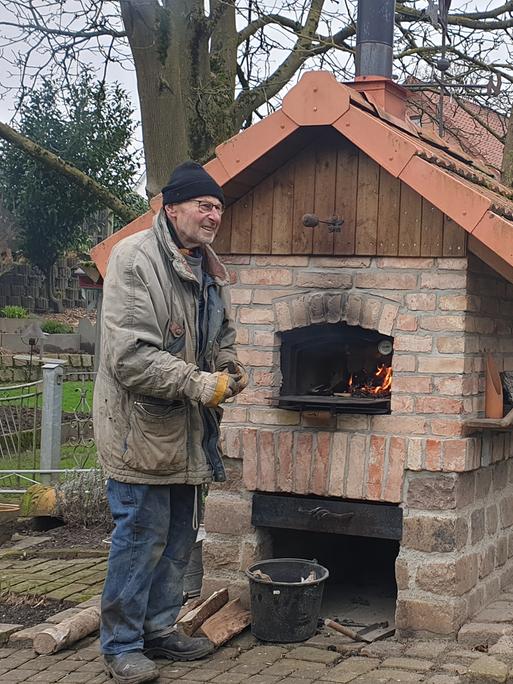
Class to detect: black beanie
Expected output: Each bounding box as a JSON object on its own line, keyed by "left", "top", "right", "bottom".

{"left": 161, "top": 161, "right": 224, "bottom": 206}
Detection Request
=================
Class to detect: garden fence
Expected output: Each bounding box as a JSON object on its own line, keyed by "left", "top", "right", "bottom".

{"left": 0, "top": 362, "right": 97, "bottom": 493}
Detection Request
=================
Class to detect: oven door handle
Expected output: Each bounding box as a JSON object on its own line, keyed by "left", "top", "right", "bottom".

{"left": 298, "top": 506, "right": 354, "bottom": 522}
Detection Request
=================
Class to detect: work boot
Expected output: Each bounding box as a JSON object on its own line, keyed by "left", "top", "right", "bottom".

{"left": 104, "top": 651, "right": 159, "bottom": 684}
{"left": 144, "top": 628, "right": 214, "bottom": 661}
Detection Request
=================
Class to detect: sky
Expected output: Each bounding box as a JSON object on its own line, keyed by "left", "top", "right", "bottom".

{"left": 0, "top": 1, "right": 507, "bottom": 151}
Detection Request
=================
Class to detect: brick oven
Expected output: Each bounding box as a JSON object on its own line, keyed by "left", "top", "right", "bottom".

{"left": 90, "top": 57, "right": 513, "bottom": 642}
{"left": 193, "top": 74, "right": 513, "bottom": 637}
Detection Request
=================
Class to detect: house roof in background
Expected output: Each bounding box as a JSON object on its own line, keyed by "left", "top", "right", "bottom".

{"left": 407, "top": 87, "right": 506, "bottom": 177}
{"left": 91, "top": 71, "right": 513, "bottom": 284}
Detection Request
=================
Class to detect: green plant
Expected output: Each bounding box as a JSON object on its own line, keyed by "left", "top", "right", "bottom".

{"left": 40, "top": 320, "right": 74, "bottom": 334}
{"left": 0, "top": 305, "right": 29, "bottom": 319}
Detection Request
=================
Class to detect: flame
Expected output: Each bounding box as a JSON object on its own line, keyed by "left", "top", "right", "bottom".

{"left": 348, "top": 364, "right": 392, "bottom": 397}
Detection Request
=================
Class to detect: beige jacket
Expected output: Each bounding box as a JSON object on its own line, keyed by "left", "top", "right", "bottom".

{"left": 93, "top": 209, "right": 239, "bottom": 485}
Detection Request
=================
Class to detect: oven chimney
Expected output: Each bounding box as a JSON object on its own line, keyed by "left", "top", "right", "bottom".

{"left": 351, "top": 0, "right": 408, "bottom": 120}
{"left": 355, "top": 0, "right": 395, "bottom": 79}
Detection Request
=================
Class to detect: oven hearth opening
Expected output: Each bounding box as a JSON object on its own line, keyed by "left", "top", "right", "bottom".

{"left": 278, "top": 323, "right": 393, "bottom": 413}
{"left": 267, "top": 527, "right": 399, "bottom": 627}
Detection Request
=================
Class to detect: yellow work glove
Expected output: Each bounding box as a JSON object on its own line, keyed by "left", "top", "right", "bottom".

{"left": 218, "top": 361, "right": 248, "bottom": 395}
{"left": 204, "top": 372, "right": 238, "bottom": 408}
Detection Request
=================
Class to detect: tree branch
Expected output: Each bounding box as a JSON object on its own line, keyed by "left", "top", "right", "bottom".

{"left": 0, "top": 20, "right": 125, "bottom": 39}
{"left": 396, "top": 3, "right": 513, "bottom": 30}
{"left": 0, "top": 121, "right": 138, "bottom": 224}
{"left": 237, "top": 13, "right": 302, "bottom": 46}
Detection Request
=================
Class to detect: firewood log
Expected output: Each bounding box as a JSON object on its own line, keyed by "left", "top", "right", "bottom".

{"left": 33, "top": 607, "right": 100, "bottom": 655}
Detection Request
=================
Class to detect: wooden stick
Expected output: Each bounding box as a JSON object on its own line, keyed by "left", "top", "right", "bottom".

{"left": 324, "top": 618, "right": 372, "bottom": 643}
{"left": 178, "top": 588, "right": 229, "bottom": 636}
{"left": 198, "top": 598, "right": 251, "bottom": 647}
{"left": 33, "top": 607, "right": 100, "bottom": 655}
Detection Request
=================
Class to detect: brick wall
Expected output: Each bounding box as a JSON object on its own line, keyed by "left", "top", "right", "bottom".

{"left": 397, "top": 462, "right": 513, "bottom": 636}
{"left": 0, "top": 353, "right": 94, "bottom": 383}
{"left": 0, "top": 258, "right": 85, "bottom": 312}
{"left": 220, "top": 255, "right": 486, "bottom": 504}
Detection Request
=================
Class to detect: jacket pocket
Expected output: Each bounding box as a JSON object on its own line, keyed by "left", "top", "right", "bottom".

{"left": 124, "top": 401, "right": 187, "bottom": 475}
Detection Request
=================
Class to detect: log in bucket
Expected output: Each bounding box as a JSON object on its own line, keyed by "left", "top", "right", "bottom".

{"left": 246, "top": 558, "right": 329, "bottom": 642}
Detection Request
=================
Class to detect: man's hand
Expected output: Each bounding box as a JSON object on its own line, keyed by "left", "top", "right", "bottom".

{"left": 204, "top": 372, "right": 238, "bottom": 407}
{"left": 219, "top": 361, "right": 248, "bottom": 394}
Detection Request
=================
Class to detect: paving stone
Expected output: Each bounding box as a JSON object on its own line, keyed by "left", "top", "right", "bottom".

{"left": 445, "top": 650, "right": 483, "bottom": 660}
{"left": 227, "top": 631, "right": 258, "bottom": 650}
{"left": 305, "top": 631, "right": 354, "bottom": 650}
{"left": 245, "top": 676, "right": 281, "bottom": 684}
{"left": 227, "top": 663, "right": 263, "bottom": 675}
{"left": 236, "top": 644, "right": 288, "bottom": 664}
{"left": 381, "top": 657, "right": 434, "bottom": 672}
{"left": 488, "top": 635, "right": 513, "bottom": 655}
{"left": 277, "top": 679, "right": 315, "bottom": 684}
{"left": 319, "top": 656, "right": 380, "bottom": 682}
{"left": 288, "top": 661, "right": 329, "bottom": 677}
{"left": 259, "top": 660, "right": 301, "bottom": 676}
{"left": 404, "top": 641, "right": 450, "bottom": 659}
{"left": 361, "top": 641, "right": 407, "bottom": 658}
{"left": 466, "top": 655, "right": 508, "bottom": 682}
{"left": 369, "top": 669, "right": 424, "bottom": 682}
{"left": 176, "top": 670, "right": 218, "bottom": 682}
{"left": 440, "top": 662, "right": 468, "bottom": 675}
{"left": 9, "top": 535, "right": 51, "bottom": 549}
{"left": 284, "top": 646, "right": 341, "bottom": 664}
{"left": 474, "top": 602, "right": 513, "bottom": 624}
{"left": 336, "top": 643, "right": 366, "bottom": 656}
{"left": 0, "top": 669, "right": 40, "bottom": 682}
{"left": 189, "top": 660, "right": 234, "bottom": 674}
{"left": 0, "top": 624, "right": 23, "bottom": 644}
{"left": 20, "top": 672, "right": 65, "bottom": 682}
{"left": 351, "top": 675, "right": 390, "bottom": 684}
{"left": 211, "top": 673, "right": 247, "bottom": 683}
{"left": 46, "top": 583, "right": 90, "bottom": 600}
{"left": 458, "top": 623, "right": 513, "bottom": 648}
{"left": 425, "top": 676, "right": 462, "bottom": 684}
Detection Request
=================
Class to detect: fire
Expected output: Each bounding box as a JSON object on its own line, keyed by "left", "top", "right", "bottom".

{"left": 348, "top": 364, "right": 392, "bottom": 397}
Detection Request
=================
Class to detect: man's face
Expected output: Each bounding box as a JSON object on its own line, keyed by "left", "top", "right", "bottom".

{"left": 164, "top": 196, "right": 223, "bottom": 248}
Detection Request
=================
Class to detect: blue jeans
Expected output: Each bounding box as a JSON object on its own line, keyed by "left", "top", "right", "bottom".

{"left": 100, "top": 479, "right": 198, "bottom": 655}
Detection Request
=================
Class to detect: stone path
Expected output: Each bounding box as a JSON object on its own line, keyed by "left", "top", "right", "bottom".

{"left": 2, "top": 629, "right": 513, "bottom": 683}
{"left": 0, "top": 540, "right": 108, "bottom": 603}
{"left": 2, "top": 538, "right": 513, "bottom": 682}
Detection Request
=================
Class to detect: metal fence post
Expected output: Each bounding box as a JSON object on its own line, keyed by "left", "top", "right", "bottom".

{"left": 40, "top": 361, "right": 66, "bottom": 484}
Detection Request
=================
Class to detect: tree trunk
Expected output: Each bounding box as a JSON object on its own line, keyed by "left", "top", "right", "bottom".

{"left": 121, "top": 0, "right": 193, "bottom": 197}
{"left": 120, "top": 0, "right": 240, "bottom": 197}
{"left": 501, "top": 104, "right": 513, "bottom": 187}
{"left": 44, "top": 264, "right": 63, "bottom": 313}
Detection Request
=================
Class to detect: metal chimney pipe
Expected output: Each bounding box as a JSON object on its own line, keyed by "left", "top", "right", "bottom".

{"left": 355, "top": 0, "right": 396, "bottom": 79}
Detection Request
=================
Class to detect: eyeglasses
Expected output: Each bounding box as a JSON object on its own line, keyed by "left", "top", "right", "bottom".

{"left": 189, "top": 200, "right": 224, "bottom": 215}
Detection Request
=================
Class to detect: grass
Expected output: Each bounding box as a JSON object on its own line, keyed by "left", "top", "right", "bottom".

{"left": 0, "top": 443, "right": 97, "bottom": 471}
{"left": 0, "top": 380, "right": 94, "bottom": 414}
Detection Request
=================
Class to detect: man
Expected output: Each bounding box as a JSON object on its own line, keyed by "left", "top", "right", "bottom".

{"left": 93, "top": 161, "right": 247, "bottom": 684}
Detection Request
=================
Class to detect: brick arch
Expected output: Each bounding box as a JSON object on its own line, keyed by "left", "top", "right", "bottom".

{"left": 273, "top": 291, "right": 400, "bottom": 336}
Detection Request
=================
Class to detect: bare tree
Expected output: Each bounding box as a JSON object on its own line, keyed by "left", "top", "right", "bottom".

{"left": 1, "top": 0, "right": 513, "bottom": 197}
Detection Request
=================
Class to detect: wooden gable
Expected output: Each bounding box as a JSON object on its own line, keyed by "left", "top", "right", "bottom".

{"left": 214, "top": 130, "right": 467, "bottom": 258}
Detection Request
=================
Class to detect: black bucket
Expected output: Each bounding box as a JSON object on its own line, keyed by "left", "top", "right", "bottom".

{"left": 246, "top": 558, "right": 329, "bottom": 643}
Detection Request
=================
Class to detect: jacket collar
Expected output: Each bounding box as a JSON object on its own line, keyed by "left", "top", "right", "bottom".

{"left": 153, "top": 208, "right": 231, "bottom": 286}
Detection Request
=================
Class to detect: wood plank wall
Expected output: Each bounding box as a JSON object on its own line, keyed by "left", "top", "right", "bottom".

{"left": 214, "top": 137, "right": 467, "bottom": 258}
